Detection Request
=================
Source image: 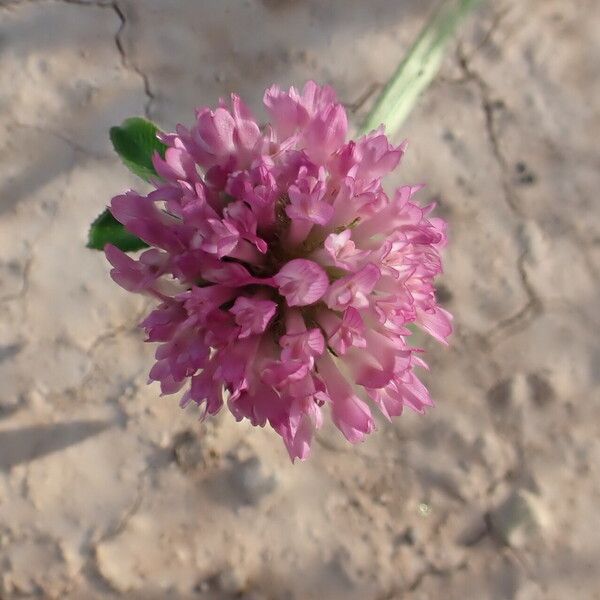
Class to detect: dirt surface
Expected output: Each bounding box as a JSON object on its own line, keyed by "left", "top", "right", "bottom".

{"left": 0, "top": 1, "right": 599, "bottom": 598}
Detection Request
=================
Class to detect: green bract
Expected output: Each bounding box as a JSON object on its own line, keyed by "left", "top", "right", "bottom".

{"left": 88, "top": 117, "right": 166, "bottom": 250}
{"left": 87, "top": 209, "right": 149, "bottom": 252}
{"left": 109, "top": 117, "right": 167, "bottom": 181}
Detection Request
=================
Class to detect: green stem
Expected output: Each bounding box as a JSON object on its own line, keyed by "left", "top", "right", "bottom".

{"left": 360, "top": 0, "right": 483, "bottom": 138}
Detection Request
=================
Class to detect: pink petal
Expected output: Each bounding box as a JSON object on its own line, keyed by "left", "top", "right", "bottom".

{"left": 324, "top": 263, "right": 381, "bottom": 311}
{"left": 230, "top": 296, "right": 278, "bottom": 338}
{"left": 273, "top": 259, "right": 329, "bottom": 307}
{"left": 417, "top": 306, "right": 453, "bottom": 344}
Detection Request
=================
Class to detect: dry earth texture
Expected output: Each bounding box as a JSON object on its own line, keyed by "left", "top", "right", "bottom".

{"left": 0, "top": 0, "right": 599, "bottom": 598}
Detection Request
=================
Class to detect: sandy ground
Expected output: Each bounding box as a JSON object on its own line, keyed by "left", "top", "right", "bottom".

{"left": 0, "top": 0, "right": 599, "bottom": 598}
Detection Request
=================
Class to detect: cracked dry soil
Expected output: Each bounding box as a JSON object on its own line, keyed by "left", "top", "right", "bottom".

{"left": 0, "top": 1, "right": 599, "bottom": 598}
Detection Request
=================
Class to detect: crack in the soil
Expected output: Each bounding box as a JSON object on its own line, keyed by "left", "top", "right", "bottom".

{"left": 408, "top": 560, "right": 468, "bottom": 593}
{"left": 0, "top": 253, "right": 32, "bottom": 307}
{"left": 63, "top": 0, "right": 156, "bottom": 118}
{"left": 488, "top": 242, "right": 543, "bottom": 341}
{"left": 10, "top": 121, "right": 107, "bottom": 160}
{"left": 77, "top": 464, "right": 149, "bottom": 594}
{"left": 455, "top": 43, "right": 544, "bottom": 338}
{"left": 110, "top": 1, "right": 155, "bottom": 118}
{"left": 85, "top": 300, "right": 149, "bottom": 357}
{"left": 457, "top": 45, "right": 521, "bottom": 217}
{"left": 344, "top": 82, "right": 382, "bottom": 116}
{"left": 0, "top": 0, "right": 153, "bottom": 311}
{"left": 377, "top": 559, "right": 468, "bottom": 599}
{"left": 3, "top": 0, "right": 155, "bottom": 117}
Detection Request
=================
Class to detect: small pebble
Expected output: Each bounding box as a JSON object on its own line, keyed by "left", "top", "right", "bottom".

{"left": 173, "top": 430, "right": 206, "bottom": 472}
{"left": 217, "top": 564, "right": 247, "bottom": 594}
{"left": 231, "top": 456, "right": 277, "bottom": 504}
{"left": 489, "top": 489, "right": 552, "bottom": 548}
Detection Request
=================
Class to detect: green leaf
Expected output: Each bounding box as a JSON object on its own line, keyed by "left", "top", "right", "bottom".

{"left": 360, "top": 0, "right": 482, "bottom": 138}
{"left": 109, "top": 117, "right": 167, "bottom": 181}
{"left": 86, "top": 209, "right": 149, "bottom": 252}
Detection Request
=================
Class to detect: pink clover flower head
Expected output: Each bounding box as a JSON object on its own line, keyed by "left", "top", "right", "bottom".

{"left": 105, "top": 81, "right": 452, "bottom": 461}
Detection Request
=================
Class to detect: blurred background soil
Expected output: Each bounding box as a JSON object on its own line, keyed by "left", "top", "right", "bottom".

{"left": 0, "top": 1, "right": 598, "bottom": 598}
